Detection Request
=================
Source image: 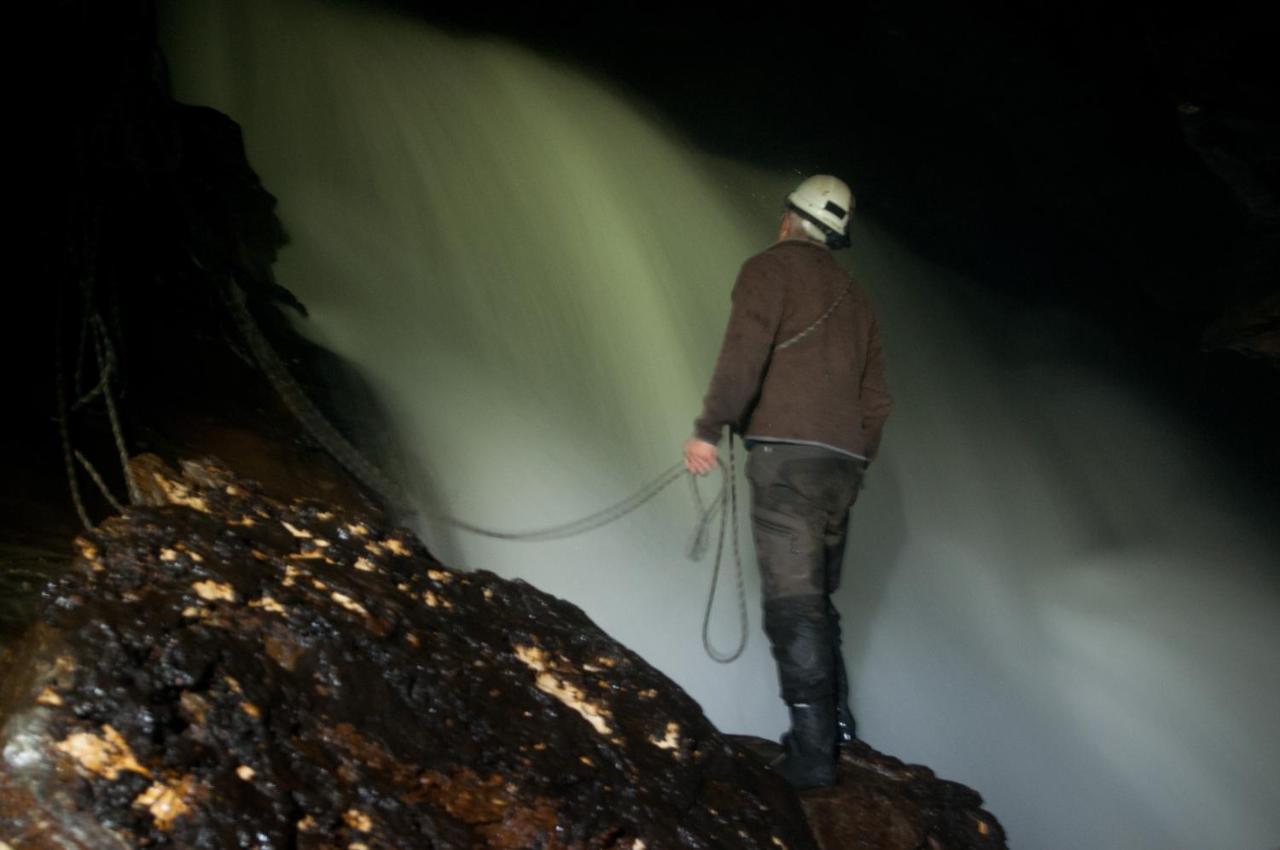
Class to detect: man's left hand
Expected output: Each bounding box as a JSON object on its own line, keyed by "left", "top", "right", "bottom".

{"left": 683, "top": 438, "right": 718, "bottom": 476}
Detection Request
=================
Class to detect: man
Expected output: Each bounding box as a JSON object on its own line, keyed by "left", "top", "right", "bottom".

{"left": 683, "top": 175, "right": 892, "bottom": 789}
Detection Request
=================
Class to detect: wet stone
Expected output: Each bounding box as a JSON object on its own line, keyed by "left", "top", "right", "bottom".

{"left": 0, "top": 458, "right": 815, "bottom": 850}
{"left": 734, "top": 737, "right": 1007, "bottom": 850}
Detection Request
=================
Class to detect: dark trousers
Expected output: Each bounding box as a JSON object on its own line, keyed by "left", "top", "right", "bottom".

{"left": 746, "top": 442, "right": 865, "bottom": 704}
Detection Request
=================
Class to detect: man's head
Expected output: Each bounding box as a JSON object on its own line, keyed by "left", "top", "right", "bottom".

{"left": 781, "top": 175, "right": 854, "bottom": 249}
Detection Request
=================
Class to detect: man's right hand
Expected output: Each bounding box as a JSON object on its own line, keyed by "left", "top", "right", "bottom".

{"left": 683, "top": 437, "right": 718, "bottom": 476}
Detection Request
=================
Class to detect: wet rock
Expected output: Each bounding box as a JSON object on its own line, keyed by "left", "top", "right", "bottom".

{"left": 735, "top": 737, "right": 1006, "bottom": 850}
{"left": 0, "top": 457, "right": 814, "bottom": 850}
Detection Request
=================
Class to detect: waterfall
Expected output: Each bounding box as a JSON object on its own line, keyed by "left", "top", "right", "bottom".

{"left": 161, "top": 2, "right": 1280, "bottom": 847}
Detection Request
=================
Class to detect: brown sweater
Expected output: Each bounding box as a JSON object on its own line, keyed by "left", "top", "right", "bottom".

{"left": 693, "top": 239, "right": 892, "bottom": 459}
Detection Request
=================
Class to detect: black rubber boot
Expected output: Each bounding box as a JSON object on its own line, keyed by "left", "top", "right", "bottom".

{"left": 834, "top": 653, "right": 857, "bottom": 745}
{"left": 828, "top": 599, "right": 857, "bottom": 745}
{"left": 771, "top": 698, "right": 838, "bottom": 789}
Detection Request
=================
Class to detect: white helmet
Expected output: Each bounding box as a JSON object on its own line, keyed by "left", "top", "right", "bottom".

{"left": 786, "top": 174, "right": 854, "bottom": 249}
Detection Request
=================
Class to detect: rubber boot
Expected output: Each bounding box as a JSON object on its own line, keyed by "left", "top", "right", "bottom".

{"left": 834, "top": 652, "right": 857, "bottom": 745}
{"left": 822, "top": 599, "right": 856, "bottom": 745}
{"left": 771, "top": 698, "right": 838, "bottom": 789}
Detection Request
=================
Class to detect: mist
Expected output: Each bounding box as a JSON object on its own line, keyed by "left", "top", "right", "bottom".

{"left": 161, "top": 2, "right": 1280, "bottom": 847}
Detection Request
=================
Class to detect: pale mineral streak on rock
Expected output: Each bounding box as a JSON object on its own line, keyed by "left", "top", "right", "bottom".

{"left": 133, "top": 777, "right": 194, "bottom": 830}
{"left": 330, "top": 592, "right": 368, "bottom": 617}
{"left": 192, "top": 580, "right": 235, "bottom": 602}
{"left": 281, "top": 521, "right": 313, "bottom": 539}
{"left": 180, "top": 692, "right": 209, "bottom": 725}
{"left": 515, "top": 645, "right": 614, "bottom": 736}
{"left": 151, "top": 472, "right": 210, "bottom": 512}
{"left": 343, "top": 809, "right": 373, "bottom": 831}
{"left": 649, "top": 722, "right": 681, "bottom": 752}
{"left": 249, "top": 596, "right": 286, "bottom": 615}
{"left": 73, "top": 538, "right": 97, "bottom": 560}
{"left": 54, "top": 725, "right": 150, "bottom": 780}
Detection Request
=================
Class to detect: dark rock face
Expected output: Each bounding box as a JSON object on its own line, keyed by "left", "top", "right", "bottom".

{"left": 736, "top": 738, "right": 1006, "bottom": 850}
{"left": 0, "top": 458, "right": 814, "bottom": 850}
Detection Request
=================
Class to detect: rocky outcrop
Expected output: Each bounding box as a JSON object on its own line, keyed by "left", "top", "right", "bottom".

{"left": 0, "top": 458, "right": 814, "bottom": 850}
{"left": 736, "top": 738, "right": 1006, "bottom": 850}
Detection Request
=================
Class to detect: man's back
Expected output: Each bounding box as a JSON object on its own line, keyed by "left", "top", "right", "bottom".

{"left": 694, "top": 239, "right": 892, "bottom": 459}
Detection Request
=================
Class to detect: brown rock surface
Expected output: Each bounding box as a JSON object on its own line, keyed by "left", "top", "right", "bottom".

{"left": 0, "top": 457, "right": 815, "bottom": 850}
{"left": 735, "top": 737, "right": 1007, "bottom": 850}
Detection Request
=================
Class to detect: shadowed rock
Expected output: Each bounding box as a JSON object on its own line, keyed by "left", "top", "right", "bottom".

{"left": 735, "top": 738, "right": 1006, "bottom": 850}
{"left": 0, "top": 457, "right": 814, "bottom": 850}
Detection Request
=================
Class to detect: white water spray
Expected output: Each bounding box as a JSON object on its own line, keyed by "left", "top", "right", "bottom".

{"left": 162, "top": 2, "right": 1280, "bottom": 847}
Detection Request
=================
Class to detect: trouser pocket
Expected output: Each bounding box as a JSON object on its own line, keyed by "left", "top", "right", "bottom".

{"left": 752, "top": 507, "right": 825, "bottom": 600}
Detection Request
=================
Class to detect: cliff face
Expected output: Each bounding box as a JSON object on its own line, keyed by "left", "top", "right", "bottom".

{"left": 1, "top": 457, "right": 1009, "bottom": 850}
{"left": 0, "top": 457, "right": 817, "bottom": 850}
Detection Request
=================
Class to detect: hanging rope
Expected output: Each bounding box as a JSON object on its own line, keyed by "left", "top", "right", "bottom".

{"left": 222, "top": 273, "right": 750, "bottom": 663}
{"left": 700, "top": 437, "right": 748, "bottom": 663}
{"left": 422, "top": 442, "right": 749, "bottom": 664}
{"left": 223, "top": 278, "right": 407, "bottom": 509}
{"left": 55, "top": 290, "right": 93, "bottom": 532}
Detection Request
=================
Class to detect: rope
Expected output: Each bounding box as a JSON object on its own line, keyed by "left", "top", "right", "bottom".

{"left": 430, "top": 464, "right": 686, "bottom": 542}
{"left": 424, "top": 440, "right": 749, "bottom": 664}
{"left": 90, "top": 314, "right": 141, "bottom": 505}
{"left": 700, "top": 436, "right": 748, "bottom": 663}
{"left": 74, "top": 450, "right": 126, "bottom": 514}
{"left": 775, "top": 276, "right": 853, "bottom": 352}
{"left": 220, "top": 274, "right": 749, "bottom": 663}
{"left": 223, "top": 278, "right": 407, "bottom": 509}
{"left": 55, "top": 291, "right": 93, "bottom": 532}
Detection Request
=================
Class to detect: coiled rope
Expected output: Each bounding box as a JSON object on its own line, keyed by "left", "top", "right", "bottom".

{"left": 427, "top": 440, "right": 749, "bottom": 664}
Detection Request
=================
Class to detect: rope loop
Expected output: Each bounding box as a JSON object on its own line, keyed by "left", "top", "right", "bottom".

{"left": 427, "top": 439, "right": 749, "bottom": 663}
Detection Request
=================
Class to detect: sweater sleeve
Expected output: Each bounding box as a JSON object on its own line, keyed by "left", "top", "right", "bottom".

{"left": 859, "top": 308, "right": 893, "bottom": 459}
{"left": 693, "top": 254, "right": 787, "bottom": 444}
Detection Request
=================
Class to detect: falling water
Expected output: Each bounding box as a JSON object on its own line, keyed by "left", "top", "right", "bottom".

{"left": 161, "top": 2, "right": 1280, "bottom": 847}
